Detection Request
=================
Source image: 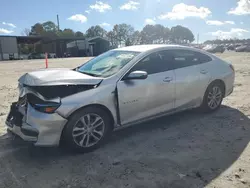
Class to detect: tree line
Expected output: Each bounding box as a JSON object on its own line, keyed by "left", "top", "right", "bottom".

{"left": 21, "top": 21, "right": 195, "bottom": 53}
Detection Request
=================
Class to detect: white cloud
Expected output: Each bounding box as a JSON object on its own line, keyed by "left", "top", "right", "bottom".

{"left": 0, "top": 28, "right": 13, "bottom": 34}
{"left": 90, "top": 1, "right": 112, "bottom": 13}
{"left": 206, "top": 20, "right": 235, "bottom": 26}
{"left": 158, "top": 3, "right": 211, "bottom": 20}
{"left": 144, "top": 18, "right": 156, "bottom": 25}
{"left": 225, "top": 21, "right": 235, "bottom": 25}
{"left": 85, "top": 10, "right": 91, "bottom": 14}
{"left": 206, "top": 20, "right": 224, "bottom": 26}
{"left": 100, "top": 22, "right": 111, "bottom": 27}
{"left": 2, "top": 22, "right": 16, "bottom": 28}
{"left": 67, "top": 14, "right": 87, "bottom": 23}
{"left": 120, "top": 1, "right": 140, "bottom": 10}
{"left": 210, "top": 28, "right": 249, "bottom": 39}
{"left": 228, "top": 0, "right": 250, "bottom": 15}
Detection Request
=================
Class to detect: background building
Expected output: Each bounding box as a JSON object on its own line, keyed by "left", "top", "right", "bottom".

{"left": 0, "top": 35, "right": 110, "bottom": 60}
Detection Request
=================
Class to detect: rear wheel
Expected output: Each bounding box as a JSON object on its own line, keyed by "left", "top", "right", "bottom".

{"left": 62, "top": 107, "right": 112, "bottom": 152}
{"left": 200, "top": 82, "right": 224, "bottom": 112}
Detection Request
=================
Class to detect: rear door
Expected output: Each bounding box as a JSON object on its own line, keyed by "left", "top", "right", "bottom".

{"left": 194, "top": 51, "right": 213, "bottom": 97}
{"left": 117, "top": 51, "right": 175, "bottom": 125}
{"left": 170, "top": 49, "right": 206, "bottom": 110}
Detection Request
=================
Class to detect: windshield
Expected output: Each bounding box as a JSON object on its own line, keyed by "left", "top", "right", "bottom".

{"left": 77, "top": 50, "right": 140, "bottom": 78}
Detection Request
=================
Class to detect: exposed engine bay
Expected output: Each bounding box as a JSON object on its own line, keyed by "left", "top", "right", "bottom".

{"left": 25, "top": 84, "right": 97, "bottom": 99}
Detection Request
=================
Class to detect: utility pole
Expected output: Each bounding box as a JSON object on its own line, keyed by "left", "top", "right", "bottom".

{"left": 197, "top": 33, "right": 199, "bottom": 45}
{"left": 57, "top": 14, "right": 60, "bottom": 31}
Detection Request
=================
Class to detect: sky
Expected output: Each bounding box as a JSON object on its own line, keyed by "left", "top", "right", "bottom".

{"left": 0, "top": 0, "right": 250, "bottom": 42}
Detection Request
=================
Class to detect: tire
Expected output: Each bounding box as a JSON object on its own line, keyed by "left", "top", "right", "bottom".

{"left": 200, "top": 82, "right": 224, "bottom": 112}
{"left": 62, "top": 106, "right": 112, "bottom": 152}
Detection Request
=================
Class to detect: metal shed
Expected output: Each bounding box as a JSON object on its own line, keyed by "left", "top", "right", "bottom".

{"left": 87, "top": 36, "right": 110, "bottom": 56}
{"left": 0, "top": 36, "right": 18, "bottom": 60}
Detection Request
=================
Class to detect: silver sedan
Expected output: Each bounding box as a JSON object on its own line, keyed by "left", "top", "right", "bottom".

{"left": 6, "top": 45, "right": 235, "bottom": 152}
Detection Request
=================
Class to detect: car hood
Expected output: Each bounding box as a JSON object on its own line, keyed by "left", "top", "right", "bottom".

{"left": 18, "top": 68, "right": 103, "bottom": 86}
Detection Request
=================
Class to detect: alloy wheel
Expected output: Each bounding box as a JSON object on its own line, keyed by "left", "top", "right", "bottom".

{"left": 207, "top": 86, "right": 222, "bottom": 110}
{"left": 72, "top": 113, "right": 105, "bottom": 147}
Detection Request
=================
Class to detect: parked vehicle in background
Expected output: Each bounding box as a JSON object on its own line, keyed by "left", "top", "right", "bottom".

{"left": 63, "top": 52, "right": 71, "bottom": 57}
{"left": 48, "top": 53, "right": 57, "bottom": 58}
{"left": 202, "top": 44, "right": 213, "bottom": 51}
{"left": 9, "top": 53, "right": 15, "bottom": 60}
{"left": 227, "top": 44, "right": 235, "bottom": 51}
{"left": 18, "top": 55, "right": 24, "bottom": 60}
{"left": 206, "top": 45, "right": 225, "bottom": 53}
{"left": 235, "top": 45, "right": 250, "bottom": 52}
{"left": 6, "top": 45, "right": 235, "bottom": 152}
{"left": 28, "top": 53, "right": 45, "bottom": 59}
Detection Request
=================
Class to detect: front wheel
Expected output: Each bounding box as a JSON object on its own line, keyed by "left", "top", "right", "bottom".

{"left": 62, "top": 107, "right": 112, "bottom": 152}
{"left": 200, "top": 82, "right": 224, "bottom": 112}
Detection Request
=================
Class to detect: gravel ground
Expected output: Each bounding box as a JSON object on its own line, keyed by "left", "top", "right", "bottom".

{"left": 0, "top": 53, "right": 250, "bottom": 188}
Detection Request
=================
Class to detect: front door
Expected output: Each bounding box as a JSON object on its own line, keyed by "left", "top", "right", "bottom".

{"left": 117, "top": 51, "right": 175, "bottom": 125}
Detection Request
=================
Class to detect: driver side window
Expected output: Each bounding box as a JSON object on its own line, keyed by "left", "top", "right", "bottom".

{"left": 130, "top": 51, "right": 171, "bottom": 75}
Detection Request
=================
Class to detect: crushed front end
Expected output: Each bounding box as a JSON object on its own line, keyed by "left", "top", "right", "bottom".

{"left": 6, "top": 68, "right": 103, "bottom": 146}
{"left": 5, "top": 83, "right": 67, "bottom": 146}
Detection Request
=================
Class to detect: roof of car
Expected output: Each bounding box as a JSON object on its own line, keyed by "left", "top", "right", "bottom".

{"left": 113, "top": 44, "right": 186, "bottom": 52}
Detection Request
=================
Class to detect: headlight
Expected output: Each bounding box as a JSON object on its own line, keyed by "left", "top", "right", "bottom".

{"left": 32, "top": 103, "right": 61, "bottom": 113}
{"left": 27, "top": 94, "right": 61, "bottom": 113}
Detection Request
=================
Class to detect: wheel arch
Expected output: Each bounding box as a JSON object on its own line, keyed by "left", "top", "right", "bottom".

{"left": 207, "top": 79, "right": 226, "bottom": 97}
{"left": 59, "top": 103, "right": 115, "bottom": 146}
{"left": 66, "top": 104, "right": 115, "bottom": 130}
{"left": 59, "top": 103, "right": 116, "bottom": 149}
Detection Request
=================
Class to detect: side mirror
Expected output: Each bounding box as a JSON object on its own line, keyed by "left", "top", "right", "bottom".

{"left": 125, "top": 70, "right": 148, "bottom": 80}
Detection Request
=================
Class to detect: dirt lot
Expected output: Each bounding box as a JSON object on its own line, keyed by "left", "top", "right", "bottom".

{"left": 0, "top": 53, "right": 250, "bottom": 188}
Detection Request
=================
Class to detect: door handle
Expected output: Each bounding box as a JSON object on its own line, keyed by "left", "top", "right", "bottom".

{"left": 163, "top": 77, "right": 173, "bottom": 82}
{"left": 200, "top": 70, "right": 208, "bottom": 74}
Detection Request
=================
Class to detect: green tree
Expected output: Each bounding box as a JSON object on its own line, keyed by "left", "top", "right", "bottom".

{"left": 112, "top": 23, "right": 135, "bottom": 46}
{"left": 42, "top": 21, "right": 58, "bottom": 32}
{"left": 29, "top": 21, "right": 58, "bottom": 38}
{"left": 19, "top": 44, "right": 33, "bottom": 54}
{"left": 163, "top": 27, "right": 170, "bottom": 43}
{"left": 86, "top": 25, "right": 107, "bottom": 38}
{"left": 107, "top": 31, "right": 118, "bottom": 48}
{"left": 30, "top": 23, "right": 44, "bottom": 35}
{"left": 125, "top": 38, "right": 132, "bottom": 46}
{"left": 141, "top": 25, "right": 156, "bottom": 44}
{"left": 27, "top": 20, "right": 196, "bottom": 47}
{"left": 140, "top": 24, "right": 170, "bottom": 44}
{"left": 75, "top": 31, "right": 84, "bottom": 37}
{"left": 170, "top": 25, "right": 195, "bottom": 44}
{"left": 130, "top": 30, "right": 141, "bottom": 45}
{"left": 154, "top": 24, "right": 165, "bottom": 43}
{"left": 58, "top": 28, "right": 75, "bottom": 37}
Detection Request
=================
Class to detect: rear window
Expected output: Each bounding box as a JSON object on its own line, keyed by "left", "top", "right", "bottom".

{"left": 195, "top": 52, "right": 212, "bottom": 63}
{"left": 167, "top": 49, "right": 213, "bottom": 69}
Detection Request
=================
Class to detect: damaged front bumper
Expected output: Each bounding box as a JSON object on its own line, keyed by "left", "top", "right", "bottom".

{"left": 5, "top": 88, "right": 68, "bottom": 146}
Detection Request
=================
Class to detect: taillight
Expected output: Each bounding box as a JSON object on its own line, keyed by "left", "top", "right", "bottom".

{"left": 229, "top": 64, "right": 235, "bottom": 72}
